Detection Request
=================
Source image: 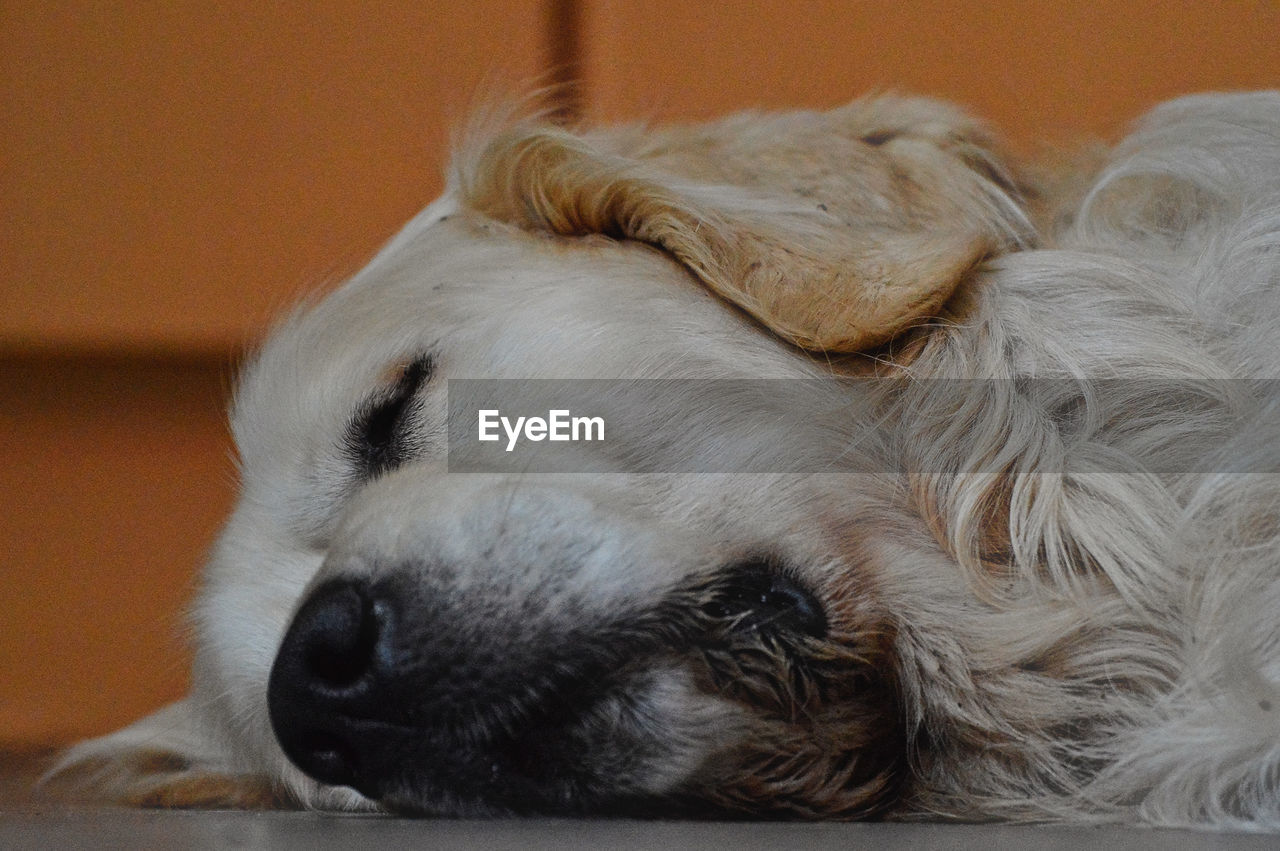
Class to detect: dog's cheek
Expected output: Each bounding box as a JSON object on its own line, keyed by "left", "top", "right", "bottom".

{"left": 684, "top": 576, "right": 908, "bottom": 816}
{"left": 700, "top": 722, "right": 906, "bottom": 818}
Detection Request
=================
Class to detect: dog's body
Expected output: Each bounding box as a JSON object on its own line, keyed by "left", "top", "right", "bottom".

{"left": 60, "top": 93, "right": 1280, "bottom": 829}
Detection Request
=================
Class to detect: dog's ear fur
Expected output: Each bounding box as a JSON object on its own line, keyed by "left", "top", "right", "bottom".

{"left": 459, "top": 96, "right": 1029, "bottom": 352}
{"left": 44, "top": 699, "right": 284, "bottom": 808}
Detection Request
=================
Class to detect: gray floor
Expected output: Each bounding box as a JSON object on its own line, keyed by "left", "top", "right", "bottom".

{"left": 3, "top": 751, "right": 1274, "bottom": 850}
{"left": 6, "top": 812, "right": 1280, "bottom": 851}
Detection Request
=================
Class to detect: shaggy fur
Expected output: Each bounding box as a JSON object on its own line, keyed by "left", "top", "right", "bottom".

{"left": 52, "top": 92, "right": 1280, "bottom": 830}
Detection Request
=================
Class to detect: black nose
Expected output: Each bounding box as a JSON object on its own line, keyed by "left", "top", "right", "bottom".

{"left": 267, "top": 578, "right": 392, "bottom": 796}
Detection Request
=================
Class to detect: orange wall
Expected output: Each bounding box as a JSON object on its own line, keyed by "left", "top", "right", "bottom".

{"left": 1, "top": 0, "right": 548, "bottom": 747}
{"left": 1, "top": 1, "right": 548, "bottom": 355}
{"left": 0, "top": 359, "right": 236, "bottom": 745}
{"left": 2, "top": 2, "right": 1277, "bottom": 748}
{"left": 580, "top": 0, "right": 1279, "bottom": 148}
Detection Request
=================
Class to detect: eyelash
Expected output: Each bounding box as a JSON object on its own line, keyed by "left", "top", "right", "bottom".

{"left": 346, "top": 356, "right": 434, "bottom": 478}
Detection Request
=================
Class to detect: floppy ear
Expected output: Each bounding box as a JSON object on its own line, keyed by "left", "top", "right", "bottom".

{"left": 460, "top": 96, "right": 1029, "bottom": 352}
{"left": 44, "top": 699, "right": 284, "bottom": 808}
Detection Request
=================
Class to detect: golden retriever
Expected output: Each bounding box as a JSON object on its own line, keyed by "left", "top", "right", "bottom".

{"left": 57, "top": 92, "right": 1280, "bottom": 829}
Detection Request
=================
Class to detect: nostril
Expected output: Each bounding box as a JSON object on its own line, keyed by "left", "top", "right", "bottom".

{"left": 295, "top": 581, "right": 380, "bottom": 690}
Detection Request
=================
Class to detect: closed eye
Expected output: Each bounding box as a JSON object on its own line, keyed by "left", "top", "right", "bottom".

{"left": 347, "top": 356, "right": 434, "bottom": 478}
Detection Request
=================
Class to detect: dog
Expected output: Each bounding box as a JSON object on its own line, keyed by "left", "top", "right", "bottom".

{"left": 55, "top": 92, "right": 1280, "bottom": 829}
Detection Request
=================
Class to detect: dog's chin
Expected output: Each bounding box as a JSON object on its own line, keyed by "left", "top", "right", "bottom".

{"left": 373, "top": 778, "right": 681, "bottom": 819}
{"left": 375, "top": 786, "right": 743, "bottom": 820}
{"left": 281, "top": 666, "right": 750, "bottom": 817}
{"left": 353, "top": 732, "right": 753, "bottom": 820}
{"left": 373, "top": 783, "right": 717, "bottom": 819}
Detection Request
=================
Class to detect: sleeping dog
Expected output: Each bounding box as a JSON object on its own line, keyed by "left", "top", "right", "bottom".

{"left": 59, "top": 92, "right": 1280, "bottom": 829}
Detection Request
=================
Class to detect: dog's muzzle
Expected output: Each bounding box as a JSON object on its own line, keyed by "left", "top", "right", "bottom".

{"left": 265, "top": 555, "right": 828, "bottom": 813}
{"left": 266, "top": 570, "right": 688, "bottom": 812}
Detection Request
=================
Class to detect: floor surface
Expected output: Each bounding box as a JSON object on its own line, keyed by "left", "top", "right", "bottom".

{"left": 3, "top": 750, "right": 1274, "bottom": 850}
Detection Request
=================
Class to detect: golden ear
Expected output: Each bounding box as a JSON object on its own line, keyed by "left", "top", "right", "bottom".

{"left": 460, "top": 99, "right": 1026, "bottom": 353}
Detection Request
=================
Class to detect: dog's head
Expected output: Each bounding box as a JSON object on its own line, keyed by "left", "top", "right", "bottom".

{"left": 58, "top": 96, "right": 1033, "bottom": 816}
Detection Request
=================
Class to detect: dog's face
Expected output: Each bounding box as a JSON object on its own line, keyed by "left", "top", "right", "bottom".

{"left": 64, "top": 96, "right": 1035, "bottom": 817}
{"left": 201, "top": 208, "right": 915, "bottom": 816}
